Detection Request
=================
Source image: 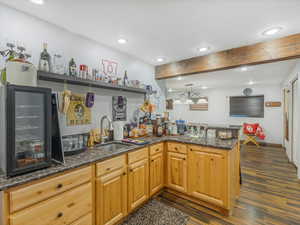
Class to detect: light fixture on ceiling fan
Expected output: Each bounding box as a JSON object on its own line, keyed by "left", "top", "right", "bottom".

{"left": 179, "top": 84, "right": 206, "bottom": 104}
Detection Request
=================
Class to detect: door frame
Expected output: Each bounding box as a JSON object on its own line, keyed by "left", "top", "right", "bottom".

{"left": 291, "top": 77, "right": 298, "bottom": 165}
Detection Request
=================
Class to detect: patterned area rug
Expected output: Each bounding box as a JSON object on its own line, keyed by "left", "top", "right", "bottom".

{"left": 121, "top": 199, "right": 190, "bottom": 225}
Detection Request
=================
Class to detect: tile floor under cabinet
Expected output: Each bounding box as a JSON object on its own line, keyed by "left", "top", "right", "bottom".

{"left": 120, "top": 199, "right": 190, "bottom": 225}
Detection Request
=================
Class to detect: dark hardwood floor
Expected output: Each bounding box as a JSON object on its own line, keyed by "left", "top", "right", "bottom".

{"left": 158, "top": 145, "right": 300, "bottom": 225}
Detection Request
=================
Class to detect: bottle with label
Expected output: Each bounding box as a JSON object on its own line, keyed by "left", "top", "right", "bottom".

{"left": 123, "top": 70, "right": 129, "bottom": 86}
{"left": 39, "top": 43, "right": 52, "bottom": 72}
{"left": 69, "top": 58, "right": 77, "bottom": 77}
{"left": 156, "top": 116, "right": 163, "bottom": 137}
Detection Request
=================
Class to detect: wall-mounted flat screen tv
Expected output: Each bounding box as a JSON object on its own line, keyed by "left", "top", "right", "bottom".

{"left": 230, "top": 95, "right": 264, "bottom": 118}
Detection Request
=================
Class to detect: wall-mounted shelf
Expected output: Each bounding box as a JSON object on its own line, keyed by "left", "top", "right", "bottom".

{"left": 37, "top": 71, "right": 147, "bottom": 95}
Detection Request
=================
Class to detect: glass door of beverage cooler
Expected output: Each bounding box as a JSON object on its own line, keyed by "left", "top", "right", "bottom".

{"left": 7, "top": 85, "right": 52, "bottom": 176}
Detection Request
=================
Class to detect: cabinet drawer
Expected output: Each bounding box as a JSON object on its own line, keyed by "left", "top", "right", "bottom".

{"left": 150, "top": 143, "right": 164, "bottom": 156}
{"left": 167, "top": 142, "right": 187, "bottom": 154}
{"left": 128, "top": 147, "right": 148, "bottom": 164}
{"left": 10, "top": 182, "right": 92, "bottom": 225}
{"left": 70, "top": 213, "right": 92, "bottom": 225}
{"left": 9, "top": 166, "right": 92, "bottom": 213}
{"left": 96, "top": 154, "right": 126, "bottom": 177}
{"left": 189, "top": 145, "right": 227, "bottom": 157}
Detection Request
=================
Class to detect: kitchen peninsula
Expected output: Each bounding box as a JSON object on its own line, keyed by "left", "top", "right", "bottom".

{"left": 0, "top": 133, "right": 240, "bottom": 225}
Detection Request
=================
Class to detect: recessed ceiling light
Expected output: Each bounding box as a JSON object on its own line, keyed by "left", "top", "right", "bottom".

{"left": 201, "top": 86, "right": 208, "bottom": 90}
{"left": 117, "top": 38, "right": 127, "bottom": 44}
{"left": 29, "top": 0, "right": 44, "bottom": 5}
{"left": 156, "top": 57, "right": 164, "bottom": 62}
{"left": 263, "top": 27, "right": 282, "bottom": 36}
{"left": 177, "top": 76, "right": 182, "bottom": 81}
{"left": 248, "top": 81, "right": 254, "bottom": 85}
{"left": 198, "top": 47, "right": 209, "bottom": 52}
{"left": 241, "top": 66, "right": 248, "bottom": 72}
{"left": 168, "top": 88, "right": 173, "bottom": 92}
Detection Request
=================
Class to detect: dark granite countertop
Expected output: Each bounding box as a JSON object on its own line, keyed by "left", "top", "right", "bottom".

{"left": 0, "top": 136, "right": 238, "bottom": 191}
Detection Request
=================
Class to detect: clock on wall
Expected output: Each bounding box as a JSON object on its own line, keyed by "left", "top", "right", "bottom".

{"left": 243, "top": 88, "right": 253, "bottom": 96}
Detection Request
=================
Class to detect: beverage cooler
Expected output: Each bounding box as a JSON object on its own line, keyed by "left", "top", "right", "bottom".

{"left": 0, "top": 84, "right": 52, "bottom": 177}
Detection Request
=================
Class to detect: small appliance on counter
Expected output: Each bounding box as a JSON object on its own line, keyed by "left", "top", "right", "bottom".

{"left": 0, "top": 84, "right": 52, "bottom": 177}
{"left": 113, "top": 121, "right": 124, "bottom": 141}
{"left": 61, "top": 133, "right": 89, "bottom": 156}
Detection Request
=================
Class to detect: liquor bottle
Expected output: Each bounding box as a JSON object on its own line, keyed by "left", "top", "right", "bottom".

{"left": 69, "top": 58, "right": 77, "bottom": 77}
{"left": 156, "top": 117, "right": 163, "bottom": 137}
{"left": 39, "top": 43, "right": 52, "bottom": 72}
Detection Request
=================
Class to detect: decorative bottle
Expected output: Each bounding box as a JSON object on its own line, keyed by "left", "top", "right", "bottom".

{"left": 69, "top": 58, "right": 77, "bottom": 77}
{"left": 123, "top": 70, "right": 129, "bottom": 86}
{"left": 39, "top": 43, "right": 52, "bottom": 72}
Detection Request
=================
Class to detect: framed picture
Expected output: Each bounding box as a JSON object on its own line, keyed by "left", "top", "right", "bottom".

{"left": 102, "top": 59, "right": 118, "bottom": 76}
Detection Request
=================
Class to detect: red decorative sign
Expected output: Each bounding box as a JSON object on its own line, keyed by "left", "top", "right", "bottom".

{"left": 102, "top": 59, "right": 118, "bottom": 76}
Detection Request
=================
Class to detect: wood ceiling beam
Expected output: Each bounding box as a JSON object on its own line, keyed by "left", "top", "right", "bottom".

{"left": 155, "top": 33, "right": 300, "bottom": 80}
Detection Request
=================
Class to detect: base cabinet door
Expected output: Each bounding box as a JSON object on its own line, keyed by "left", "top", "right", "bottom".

{"left": 188, "top": 147, "right": 227, "bottom": 207}
{"left": 166, "top": 152, "right": 187, "bottom": 193}
{"left": 149, "top": 153, "right": 164, "bottom": 196}
{"left": 96, "top": 168, "right": 127, "bottom": 225}
{"left": 128, "top": 159, "right": 149, "bottom": 212}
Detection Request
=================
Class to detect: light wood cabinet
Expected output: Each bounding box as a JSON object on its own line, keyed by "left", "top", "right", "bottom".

{"left": 149, "top": 143, "right": 164, "bottom": 155}
{"left": 166, "top": 152, "right": 187, "bottom": 193}
{"left": 149, "top": 152, "right": 164, "bottom": 196}
{"left": 9, "top": 166, "right": 92, "bottom": 213}
{"left": 96, "top": 168, "right": 127, "bottom": 225}
{"left": 3, "top": 141, "right": 240, "bottom": 223}
{"left": 70, "top": 213, "right": 92, "bottom": 225}
{"left": 188, "top": 146, "right": 228, "bottom": 208}
{"left": 10, "top": 182, "right": 92, "bottom": 225}
{"left": 128, "top": 147, "right": 148, "bottom": 164}
{"left": 167, "top": 142, "right": 187, "bottom": 154}
{"left": 128, "top": 158, "right": 149, "bottom": 212}
{"left": 96, "top": 155, "right": 126, "bottom": 177}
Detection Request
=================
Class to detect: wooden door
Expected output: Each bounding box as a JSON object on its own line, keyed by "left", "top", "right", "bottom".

{"left": 128, "top": 159, "right": 149, "bottom": 212}
{"left": 166, "top": 152, "right": 187, "bottom": 193}
{"left": 149, "top": 153, "right": 164, "bottom": 196}
{"left": 96, "top": 168, "right": 127, "bottom": 225}
{"left": 188, "top": 148, "right": 227, "bottom": 207}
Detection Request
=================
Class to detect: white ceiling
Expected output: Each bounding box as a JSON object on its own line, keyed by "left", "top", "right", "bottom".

{"left": 165, "top": 60, "right": 298, "bottom": 90}
{"left": 1, "top": 0, "right": 300, "bottom": 65}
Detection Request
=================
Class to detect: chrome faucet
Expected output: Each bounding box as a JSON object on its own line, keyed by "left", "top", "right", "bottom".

{"left": 100, "top": 115, "right": 113, "bottom": 144}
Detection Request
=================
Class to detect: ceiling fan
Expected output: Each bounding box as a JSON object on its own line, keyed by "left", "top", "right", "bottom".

{"left": 170, "top": 84, "right": 207, "bottom": 104}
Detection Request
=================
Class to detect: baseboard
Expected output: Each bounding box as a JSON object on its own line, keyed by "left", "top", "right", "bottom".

{"left": 240, "top": 140, "right": 282, "bottom": 148}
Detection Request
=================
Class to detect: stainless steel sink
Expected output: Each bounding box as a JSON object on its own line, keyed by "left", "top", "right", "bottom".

{"left": 93, "top": 142, "right": 133, "bottom": 152}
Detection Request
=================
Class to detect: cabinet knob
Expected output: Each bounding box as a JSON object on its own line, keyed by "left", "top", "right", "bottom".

{"left": 130, "top": 169, "right": 133, "bottom": 172}
{"left": 151, "top": 159, "right": 154, "bottom": 162}
{"left": 183, "top": 158, "right": 186, "bottom": 161}
{"left": 56, "top": 184, "right": 63, "bottom": 189}
{"left": 57, "top": 212, "right": 63, "bottom": 218}
{"left": 106, "top": 167, "right": 111, "bottom": 171}
{"left": 156, "top": 149, "right": 159, "bottom": 152}
{"left": 123, "top": 172, "right": 126, "bottom": 176}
